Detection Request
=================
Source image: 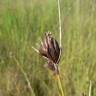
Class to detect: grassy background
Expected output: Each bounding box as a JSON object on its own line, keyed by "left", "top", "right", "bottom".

{"left": 0, "top": 0, "right": 96, "bottom": 96}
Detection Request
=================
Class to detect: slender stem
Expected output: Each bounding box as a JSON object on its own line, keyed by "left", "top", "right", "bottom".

{"left": 14, "top": 57, "right": 35, "bottom": 96}
{"left": 57, "top": 0, "right": 62, "bottom": 48}
{"left": 89, "top": 80, "right": 92, "bottom": 96}
{"left": 56, "top": 75, "right": 64, "bottom": 96}
{"left": 57, "top": 0, "right": 64, "bottom": 95}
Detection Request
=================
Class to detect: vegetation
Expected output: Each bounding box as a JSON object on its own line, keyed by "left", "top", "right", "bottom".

{"left": 0, "top": 0, "right": 96, "bottom": 96}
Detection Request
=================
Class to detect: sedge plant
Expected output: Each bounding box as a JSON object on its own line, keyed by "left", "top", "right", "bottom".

{"left": 32, "top": 0, "right": 64, "bottom": 96}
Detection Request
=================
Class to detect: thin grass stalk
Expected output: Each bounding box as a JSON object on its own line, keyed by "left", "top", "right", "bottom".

{"left": 57, "top": 0, "right": 64, "bottom": 96}
{"left": 55, "top": 74, "right": 64, "bottom": 96}
{"left": 89, "top": 80, "right": 92, "bottom": 96}
{"left": 57, "top": 0, "right": 62, "bottom": 48}
{"left": 13, "top": 57, "right": 35, "bottom": 96}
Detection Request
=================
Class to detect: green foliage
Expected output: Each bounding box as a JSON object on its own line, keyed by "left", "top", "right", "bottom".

{"left": 0, "top": 0, "right": 96, "bottom": 96}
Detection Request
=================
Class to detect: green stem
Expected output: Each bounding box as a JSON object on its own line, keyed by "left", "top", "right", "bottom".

{"left": 56, "top": 74, "right": 64, "bottom": 96}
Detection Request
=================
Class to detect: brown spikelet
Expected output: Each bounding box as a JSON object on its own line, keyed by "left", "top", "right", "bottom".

{"left": 39, "top": 32, "right": 61, "bottom": 74}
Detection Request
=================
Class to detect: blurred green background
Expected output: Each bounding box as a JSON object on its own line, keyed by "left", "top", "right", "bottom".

{"left": 0, "top": 0, "right": 96, "bottom": 96}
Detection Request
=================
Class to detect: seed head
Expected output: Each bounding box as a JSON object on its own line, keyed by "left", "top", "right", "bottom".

{"left": 39, "top": 32, "right": 61, "bottom": 74}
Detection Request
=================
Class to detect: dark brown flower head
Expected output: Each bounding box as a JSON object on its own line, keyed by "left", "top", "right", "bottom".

{"left": 39, "top": 32, "right": 61, "bottom": 74}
